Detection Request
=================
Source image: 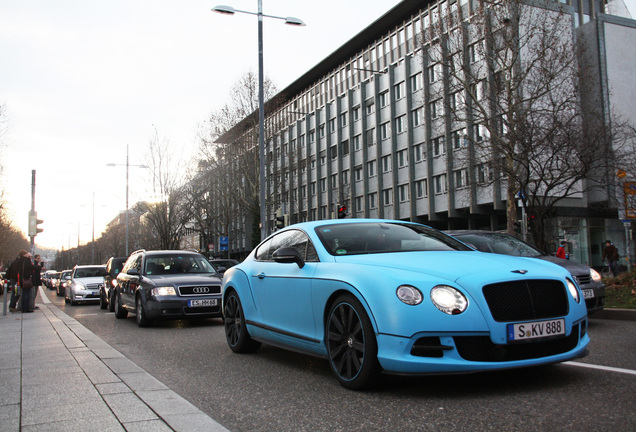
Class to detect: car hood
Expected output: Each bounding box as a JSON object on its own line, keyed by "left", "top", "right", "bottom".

{"left": 333, "top": 251, "right": 569, "bottom": 286}
{"left": 536, "top": 255, "right": 591, "bottom": 276}
{"left": 73, "top": 276, "right": 104, "bottom": 285}
{"left": 145, "top": 274, "right": 222, "bottom": 285}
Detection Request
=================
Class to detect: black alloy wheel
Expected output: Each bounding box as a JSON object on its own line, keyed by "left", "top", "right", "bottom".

{"left": 224, "top": 291, "right": 260, "bottom": 353}
{"left": 326, "top": 294, "right": 380, "bottom": 390}
{"left": 108, "top": 291, "right": 115, "bottom": 312}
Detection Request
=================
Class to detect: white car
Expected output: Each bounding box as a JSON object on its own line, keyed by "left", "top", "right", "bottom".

{"left": 65, "top": 265, "right": 107, "bottom": 306}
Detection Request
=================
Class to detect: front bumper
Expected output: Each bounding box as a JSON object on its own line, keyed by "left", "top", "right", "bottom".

{"left": 376, "top": 317, "right": 589, "bottom": 375}
{"left": 144, "top": 295, "right": 222, "bottom": 320}
{"left": 71, "top": 288, "right": 101, "bottom": 302}
{"left": 580, "top": 283, "right": 605, "bottom": 314}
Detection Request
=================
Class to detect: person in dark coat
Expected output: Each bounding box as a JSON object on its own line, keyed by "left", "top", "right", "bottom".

{"left": 602, "top": 240, "right": 620, "bottom": 277}
{"left": 30, "top": 254, "right": 44, "bottom": 310}
{"left": 7, "top": 254, "right": 21, "bottom": 312}
{"left": 16, "top": 250, "right": 35, "bottom": 313}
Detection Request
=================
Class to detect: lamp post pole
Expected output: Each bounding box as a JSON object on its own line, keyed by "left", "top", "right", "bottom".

{"left": 212, "top": 3, "right": 304, "bottom": 241}
{"left": 107, "top": 144, "right": 148, "bottom": 256}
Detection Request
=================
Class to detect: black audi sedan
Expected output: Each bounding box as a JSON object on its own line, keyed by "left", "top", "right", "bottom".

{"left": 114, "top": 249, "right": 223, "bottom": 327}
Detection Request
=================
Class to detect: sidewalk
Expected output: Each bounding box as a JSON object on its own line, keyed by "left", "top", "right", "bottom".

{"left": 0, "top": 288, "right": 229, "bottom": 432}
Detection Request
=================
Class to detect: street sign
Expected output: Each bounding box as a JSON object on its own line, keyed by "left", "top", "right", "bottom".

{"left": 623, "top": 182, "right": 636, "bottom": 218}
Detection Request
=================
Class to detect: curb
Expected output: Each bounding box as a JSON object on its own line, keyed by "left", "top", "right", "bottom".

{"left": 590, "top": 308, "right": 636, "bottom": 321}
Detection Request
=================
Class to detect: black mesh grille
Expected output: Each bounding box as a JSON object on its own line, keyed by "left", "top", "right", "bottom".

{"left": 482, "top": 280, "right": 568, "bottom": 322}
{"left": 454, "top": 324, "right": 580, "bottom": 362}
{"left": 178, "top": 285, "right": 221, "bottom": 295}
{"left": 573, "top": 274, "right": 591, "bottom": 285}
{"left": 184, "top": 306, "right": 221, "bottom": 315}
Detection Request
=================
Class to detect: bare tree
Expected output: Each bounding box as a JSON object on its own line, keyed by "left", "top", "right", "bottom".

{"left": 425, "top": 0, "right": 621, "bottom": 248}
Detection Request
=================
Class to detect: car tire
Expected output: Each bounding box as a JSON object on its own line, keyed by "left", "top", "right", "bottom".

{"left": 99, "top": 289, "right": 107, "bottom": 310}
{"left": 108, "top": 291, "right": 116, "bottom": 313}
{"left": 326, "top": 294, "right": 380, "bottom": 390}
{"left": 114, "top": 292, "right": 128, "bottom": 319}
{"left": 224, "top": 290, "right": 260, "bottom": 353}
{"left": 135, "top": 296, "right": 152, "bottom": 327}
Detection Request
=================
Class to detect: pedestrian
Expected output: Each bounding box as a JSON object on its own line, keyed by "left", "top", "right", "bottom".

{"left": 556, "top": 241, "right": 567, "bottom": 259}
{"left": 602, "top": 240, "right": 620, "bottom": 277}
{"left": 7, "top": 254, "right": 21, "bottom": 312}
{"left": 16, "top": 250, "right": 35, "bottom": 313}
{"left": 31, "top": 254, "right": 44, "bottom": 311}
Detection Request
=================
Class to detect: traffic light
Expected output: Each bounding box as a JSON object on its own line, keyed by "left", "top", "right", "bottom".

{"left": 275, "top": 209, "right": 289, "bottom": 229}
{"left": 28, "top": 210, "right": 44, "bottom": 237}
{"left": 337, "top": 205, "right": 347, "bottom": 219}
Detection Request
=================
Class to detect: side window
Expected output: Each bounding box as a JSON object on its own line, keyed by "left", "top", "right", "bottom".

{"left": 127, "top": 255, "right": 142, "bottom": 273}
{"left": 255, "top": 238, "right": 273, "bottom": 261}
{"left": 271, "top": 230, "right": 319, "bottom": 262}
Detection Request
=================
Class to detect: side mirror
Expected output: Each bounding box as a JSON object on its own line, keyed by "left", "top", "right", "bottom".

{"left": 273, "top": 247, "right": 305, "bottom": 268}
{"left": 216, "top": 266, "right": 227, "bottom": 274}
{"left": 65, "top": 275, "right": 71, "bottom": 280}
{"left": 127, "top": 268, "right": 140, "bottom": 276}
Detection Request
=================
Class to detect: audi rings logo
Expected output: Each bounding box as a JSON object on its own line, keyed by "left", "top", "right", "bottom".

{"left": 192, "top": 287, "right": 210, "bottom": 294}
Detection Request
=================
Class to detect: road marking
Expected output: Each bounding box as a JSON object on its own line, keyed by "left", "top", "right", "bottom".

{"left": 565, "top": 361, "right": 636, "bottom": 376}
{"left": 39, "top": 287, "right": 51, "bottom": 304}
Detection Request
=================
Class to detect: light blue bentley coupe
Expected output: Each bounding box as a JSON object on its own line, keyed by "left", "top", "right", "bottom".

{"left": 222, "top": 220, "right": 589, "bottom": 389}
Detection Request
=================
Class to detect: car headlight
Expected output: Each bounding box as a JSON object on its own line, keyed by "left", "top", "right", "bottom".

{"left": 566, "top": 278, "right": 580, "bottom": 303}
{"left": 111, "top": 279, "right": 117, "bottom": 287}
{"left": 430, "top": 285, "right": 468, "bottom": 315}
{"left": 74, "top": 282, "right": 85, "bottom": 290}
{"left": 590, "top": 268, "right": 602, "bottom": 283}
{"left": 151, "top": 286, "right": 176, "bottom": 296}
{"left": 396, "top": 285, "right": 423, "bottom": 305}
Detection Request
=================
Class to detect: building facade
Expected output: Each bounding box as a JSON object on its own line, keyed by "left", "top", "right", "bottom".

{"left": 212, "top": 0, "right": 635, "bottom": 267}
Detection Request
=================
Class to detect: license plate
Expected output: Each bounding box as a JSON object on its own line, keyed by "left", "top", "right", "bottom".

{"left": 507, "top": 318, "right": 565, "bottom": 341}
{"left": 583, "top": 289, "right": 594, "bottom": 299}
{"left": 92, "top": 291, "right": 99, "bottom": 296}
{"left": 188, "top": 299, "right": 218, "bottom": 307}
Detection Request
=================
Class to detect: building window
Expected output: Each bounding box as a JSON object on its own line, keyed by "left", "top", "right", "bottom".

{"left": 379, "top": 91, "right": 389, "bottom": 107}
{"left": 396, "top": 115, "right": 406, "bottom": 134}
{"left": 368, "top": 160, "right": 376, "bottom": 177}
{"left": 368, "top": 192, "right": 378, "bottom": 209}
{"left": 366, "top": 100, "right": 375, "bottom": 115}
{"left": 355, "top": 165, "right": 363, "bottom": 181}
{"left": 394, "top": 81, "right": 405, "bottom": 100}
{"left": 310, "top": 181, "right": 316, "bottom": 195}
{"left": 427, "top": 64, "right": 439, "bottom": 83}
{"left": 329, "top": 118, "right": 336, "bottom": 133}
{"left": 412, "top": 107, "right": 423, "bottom": 127}
{"left": 320, "top": 155, "right": 326, "bottom": 165}
{"left": 320, "top": 124, "right": 325, "bottom": 138}
{"left": 309, "top": 130, "right": 315, "bottom": 143}
{"left": 320, "top": 178, "right": 327, "bottom": 192}
{"left": 299, "top": 135, "right": 305, "bottom": 147}
{"left": 341, "top": 139, "right": 349, "bottom": 156}
{"left": 429, "top": 100, "right": 442, "bottom": 118}
{"left": 310, "top": 159, "right": 316, "bottom": 170}
{"left": 472, "top": 124, "right": 483, "bottom": 141}
{"left": 397, "top": 149, "right": 408, "bottom": 167}
{"left": 353, "top": 106, "right": 360, "bottom": 121}
{"left": 383, "top": 188, "right": 393, "bottom": 206}
{"left": 477, "top": 163, "right": 492, "bottom": 184}
{"left": 433, "top": 136, "right": 446, "bottom": 157}
{"left": 454, "top": 169, "right": 468, "bottom": 189}
{"left": 340, "top": 112, "right": 347, "bottom": 127}
{"left": 452, "top": 129, "right": 467, "bottom": 150}
{"left": 382, "top": 155, "right": 392, "bottom": 173}
{"left": 410, "top": 73, "right": 422, "bottom": 92}
{"left": 342, "top": 169, "right": 349, "bottom": 185}
{"left": 380, "top": 122, "right": 390, "bottom": 140}
{"left": 414, "top": 143, "right": 425, "bottom": 162}
{"left": 434, "top": 174, "right": 447, "bottom": 194}
{"left": 355, "top": 196, "right": 363, "bottom": 212}
{"left": 416, "top": 179, "right": 428, "bottom": 198}
{"left": 330, "top": 145, "right": 338, "bottom": 159}
{"left": 366, "top": 128, "right": 376, "bottom": 146}
{"left": 301, "top": 185, "right": 306, "bottom": 198}
{"left": 353, "top": 134, "right": 361, "bottom": 151}
{"left": 398, "top": 184, "right": 409, "bottom": 202}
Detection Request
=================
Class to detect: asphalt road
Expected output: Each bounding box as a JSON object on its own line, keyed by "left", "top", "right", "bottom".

{"left": 42, "top": 288, "right": 636, "bottom": 432}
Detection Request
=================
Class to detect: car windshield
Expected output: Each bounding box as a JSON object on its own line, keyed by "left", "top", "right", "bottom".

{"left": 144, "top": 254, "right": 217, "bottom": 276}
{"left": 74, "top": 267, "right": 108, "bottom": 278}
{"left": 454, "top": 233, "right": 544, "bottom": 257}
{"left": 316, "top": 222, "right": 473, "bottom": 256}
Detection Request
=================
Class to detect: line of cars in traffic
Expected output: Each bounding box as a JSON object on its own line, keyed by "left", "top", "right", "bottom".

{"left": 40, "top": 221, "right": 603, "bottom": 389}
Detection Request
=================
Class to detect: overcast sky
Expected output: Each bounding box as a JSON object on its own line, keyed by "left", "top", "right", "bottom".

{"left": 1, "top": 0, "right": 634, "bottom": 251}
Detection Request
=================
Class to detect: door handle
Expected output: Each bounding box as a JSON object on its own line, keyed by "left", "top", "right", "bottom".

{"left": 257, "top": 272, "right": 266, "bottom": 279}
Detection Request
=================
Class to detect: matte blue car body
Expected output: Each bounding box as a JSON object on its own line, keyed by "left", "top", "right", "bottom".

{"left": 222, "top": 219, "right": 589, "bottom": 375}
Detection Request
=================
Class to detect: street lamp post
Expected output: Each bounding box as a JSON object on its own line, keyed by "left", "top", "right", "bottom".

{"left": 212, "top": 2, "right": 304, "bottom": 241}
{"left": 107, "top": 144, "right": 149, "bottom": 255}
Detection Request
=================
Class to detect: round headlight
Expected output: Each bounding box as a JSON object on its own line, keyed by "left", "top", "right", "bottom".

{"left": 396, "top": 285, "right": 423, "bottom": 305}
{"left": 430, "top": 285, "right": 468, "bottom": 315}
{"left": 590, "top": 268, "right": 602, "bottom": 283}
{"left": 566, "top": 279, "right": 580, "bottom": 303}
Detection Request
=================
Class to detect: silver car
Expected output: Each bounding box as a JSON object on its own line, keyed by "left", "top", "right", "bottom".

{"left": 65, "top": 265, "right": 107, "bottom": 306}
{"left": 446, "top": 230, "right": 605, "bottom": 314}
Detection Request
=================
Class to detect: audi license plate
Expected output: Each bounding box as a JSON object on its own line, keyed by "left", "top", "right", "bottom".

{"left": 507, "top": 318, "right": 565, "bottom": 342}
{"left": 583, "top": 289, "right": 594, "bottom": 299}
{"left": 188, "top": 299, "right": 218, "bottom": 307}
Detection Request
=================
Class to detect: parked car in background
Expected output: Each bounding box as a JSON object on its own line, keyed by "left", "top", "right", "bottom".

{"left": 209, "top": 258, "right": 239, "bottom": 274}
{"left": 100, "top": 257, "right": 127, "bottom": 311}
{"left": 114, "top": 250, "right": 223, "bottom": 327}
{"left": 446, "top": 230, "right": 605, "bottom": 313}
{"left": 56, "top": 270, "right": 72, "bottom": 297}
{"left": 65, "top": 265, "right": 107, "bottom": 306}
{"left": 44, "top": 270, "right": 57, "bottom": 290}
{"left": 222, "top": 219, "right": 589, "bottom": 389}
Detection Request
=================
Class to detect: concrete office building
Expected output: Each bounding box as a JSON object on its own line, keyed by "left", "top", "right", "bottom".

{"left": 213, "top": 0, "right": 636, "bottom": 267}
